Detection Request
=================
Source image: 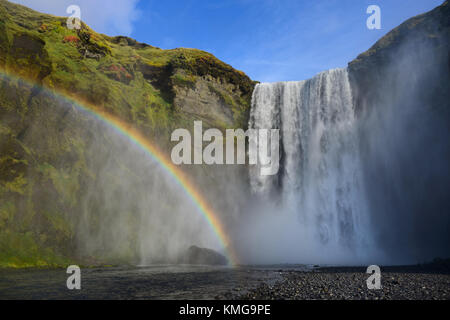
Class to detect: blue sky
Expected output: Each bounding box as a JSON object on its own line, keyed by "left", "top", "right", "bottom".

{"left": 11, "top": 0, "right": 444, "bottom": 81}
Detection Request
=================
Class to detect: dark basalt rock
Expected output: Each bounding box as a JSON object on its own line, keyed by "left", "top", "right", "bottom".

{"left": 347, "top": 0, "right": 450, "bottom": 261}
{"left": 111, "top": 35, "right": 152, "bottom": 49}
{"left": 182, "top": 246, "right": 228, "bottom": 266}
{"left": 348, "top": 0, "right": 450, "bottom": 116}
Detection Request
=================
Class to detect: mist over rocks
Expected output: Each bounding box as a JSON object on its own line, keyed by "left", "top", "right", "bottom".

{"left": 347, "top": 0, "right": 450, "bottom": 262}
{"left": 236, "top": 0, "right": 450, "bottom": 265}
{"left": 181, "top": 246, "right": 228, "bottom": 266}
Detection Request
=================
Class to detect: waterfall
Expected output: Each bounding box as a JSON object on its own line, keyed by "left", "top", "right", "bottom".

{"left": 246, "top": 68, "right": 377, "bottom": 264}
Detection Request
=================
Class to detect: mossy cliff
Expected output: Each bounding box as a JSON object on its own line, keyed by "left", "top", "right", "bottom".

{"left": 0, "top": 0, "right": 255, "bottom": 268}
{"left": 0, "top": 0, "right": 255, "bottom": 131}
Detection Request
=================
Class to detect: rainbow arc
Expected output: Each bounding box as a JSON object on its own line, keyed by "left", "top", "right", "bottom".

{"left": 0, "top": 70, "right": 238, "bottom": 266}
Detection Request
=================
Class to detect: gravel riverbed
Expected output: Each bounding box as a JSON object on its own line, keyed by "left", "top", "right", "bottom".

{"left": 1, "top": 263, "right": 449, "bottom": 300}
{"left": 225, "top": 264, "right": 450, "bottom": 300}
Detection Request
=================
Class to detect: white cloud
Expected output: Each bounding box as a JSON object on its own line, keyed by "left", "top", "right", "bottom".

{"left": 9, "top": 0, "right": 141, "bottom": 36}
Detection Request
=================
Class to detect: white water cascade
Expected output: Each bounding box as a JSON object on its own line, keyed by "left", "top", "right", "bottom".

{"left": 245, "top": 68, "right": 382, "bottom": 265}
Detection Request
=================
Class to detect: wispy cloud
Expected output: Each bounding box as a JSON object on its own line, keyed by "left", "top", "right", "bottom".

{"left": 10, "top": 0, "right": 141, "bottom": 36}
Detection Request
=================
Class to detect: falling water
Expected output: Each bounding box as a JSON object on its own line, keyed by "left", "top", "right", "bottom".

{"left": 245, "top": 68, "right": 379, "bottom": 264}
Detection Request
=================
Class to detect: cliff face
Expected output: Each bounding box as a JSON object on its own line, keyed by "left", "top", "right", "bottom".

{"left": 348, "top": 0, "right": 449, "bottom": 116}
{"left": 348, "top": 1, "right": 450, "bottom": 261}
{"left": 0, "top": 0, "right": 254, "bottom": 267}
{"left": 0, "top": 0, "right": 254, "bottom": 132}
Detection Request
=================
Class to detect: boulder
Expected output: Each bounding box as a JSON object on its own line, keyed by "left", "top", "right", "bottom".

{"left": 182, "top": 246, "right": 227, "bottom": 266}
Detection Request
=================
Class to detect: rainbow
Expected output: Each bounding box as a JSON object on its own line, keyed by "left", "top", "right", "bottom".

{"left": 0, "top": 70, "right": 238, "bottom": 266}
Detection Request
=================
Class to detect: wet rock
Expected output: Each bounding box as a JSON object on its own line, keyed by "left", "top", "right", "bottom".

{"left": 182, "top": 245, "right": 228, "bottom": 266}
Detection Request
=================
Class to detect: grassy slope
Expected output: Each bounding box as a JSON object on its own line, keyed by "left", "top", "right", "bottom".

{"left": 0, "top": 0, "right": 254, "bottom": 268}
{"left": 0, "top": 0, "right": 254, "bottom": 131}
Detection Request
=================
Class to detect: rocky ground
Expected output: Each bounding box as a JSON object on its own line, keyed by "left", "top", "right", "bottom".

{"left": 1, "top": 262, "right": 449, "bottom": 300}
{"left": 224, "top": 262, "right": 450, "bottom": 300}
{"left": 0, "top": 265, "right": 281, "bottom": 299}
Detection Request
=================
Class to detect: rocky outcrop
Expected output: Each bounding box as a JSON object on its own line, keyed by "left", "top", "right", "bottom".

{"left": 182, "top": 246, "right": 228, "bottom": 266}
{"left": 173, "top": 72, "right": 240, "bottom": 128}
